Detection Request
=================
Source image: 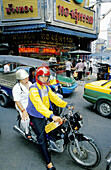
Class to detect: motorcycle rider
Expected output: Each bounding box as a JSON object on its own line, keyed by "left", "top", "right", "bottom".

{"left": 26, "top": 66, "right": 72, "bottom": 170}
{"left": 12, "top": 69, "right": 32, "bottom": 139}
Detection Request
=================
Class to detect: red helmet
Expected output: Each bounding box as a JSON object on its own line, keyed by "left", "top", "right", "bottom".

{"left": 36, "top": 67, "right": 50, "bottom": 85}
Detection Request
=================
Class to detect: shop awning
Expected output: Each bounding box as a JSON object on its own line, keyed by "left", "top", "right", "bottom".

{"left": 3, "top": 24, "right": 46, "bottom": 34}
{"left": 45, "top": 26, "right": 97, "bottom": 39}
{"left": 69, "top": 50, "right": 91, "bottom": 54}
{"left": 3, "top": 24, "right": 98, "bottom": 39}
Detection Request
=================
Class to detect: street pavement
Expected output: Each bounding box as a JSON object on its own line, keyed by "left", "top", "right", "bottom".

{"left": 0, "top": 72, "right": 111, "bottom": 170}
{"left": 76, "top": 72, "right": 97, "bottom": 86}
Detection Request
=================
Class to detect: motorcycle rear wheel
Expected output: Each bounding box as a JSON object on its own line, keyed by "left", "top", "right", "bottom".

{"left": 68, "top": 137, "right": 101, "bottom": 169}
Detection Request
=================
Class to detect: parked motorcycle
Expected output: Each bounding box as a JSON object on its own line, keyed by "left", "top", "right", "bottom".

{"left": 13, "top": 107, "right": 101, "bottom": 169}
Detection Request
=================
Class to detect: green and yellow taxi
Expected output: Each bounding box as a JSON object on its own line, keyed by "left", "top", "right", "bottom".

{"left": 83, "top": 80, "right": 111, "bottom": 118}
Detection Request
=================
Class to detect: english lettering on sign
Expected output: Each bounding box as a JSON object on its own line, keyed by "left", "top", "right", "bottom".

{"left": 5, "top": 4, "right": 33, "bottom": 15}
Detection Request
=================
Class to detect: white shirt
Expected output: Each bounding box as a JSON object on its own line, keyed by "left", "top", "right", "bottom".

{"left": 4, "top": 64, "right": 10, "bottom": 73}
{"left": 89, "top": 62, "right": 93, "bottom": 68}
{"left": 66, "top": 61, "right": 72, "bottom": 71}
{"left": 74, "top": 62, "right": 84, "bottom": 72}
{"left": 12, "top": 81, "right": 32, "bottom": 115}
{"left": 84, "top": 62, "right": 87, "bottom": 68}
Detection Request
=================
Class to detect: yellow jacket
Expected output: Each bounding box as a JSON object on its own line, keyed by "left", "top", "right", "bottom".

{"left": 26, "top": 82, "right": 67, "bottom": 118}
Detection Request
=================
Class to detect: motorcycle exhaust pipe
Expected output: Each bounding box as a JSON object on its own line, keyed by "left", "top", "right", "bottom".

{"left": 49, "top": 140, "right": 64, "bottom": 153}
{"left": 13, "top": 125, "right": 26, "bottom": 138}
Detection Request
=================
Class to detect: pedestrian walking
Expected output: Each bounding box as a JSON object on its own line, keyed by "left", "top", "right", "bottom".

{"left": 74, "top": 59, "right": 84, "bottom": 80}
{"left": 83, "top": 60, "right": 87, "bottom": 76}
{"left": 65, "top": 59, "right": 72, "bottom": 77}
{"left": 89, "top": 60, "right": 93, "bottom": 75}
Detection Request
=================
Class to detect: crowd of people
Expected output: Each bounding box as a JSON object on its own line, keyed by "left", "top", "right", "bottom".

{"left": 65, "top": 59, "right": 93, "bottom": 80}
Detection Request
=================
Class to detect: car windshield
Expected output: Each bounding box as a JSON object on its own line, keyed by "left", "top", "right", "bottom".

{"left": 50, "top": 69, "right": 57, "bottom": 80}
{"left": 101, "top": 79, "right": 111, "bottom": 86}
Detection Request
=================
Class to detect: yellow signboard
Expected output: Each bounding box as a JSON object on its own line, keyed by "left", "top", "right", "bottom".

{"left": 55, "top": 0, "right": 94, "bottom": 30}
{"left": 2, "top": 0, "right": 39, "bottom": 20}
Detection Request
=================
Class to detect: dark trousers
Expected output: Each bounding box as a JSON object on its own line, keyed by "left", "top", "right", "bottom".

{"left": 29, "top": 116, "right": 51, "bottom": 164}
{"left": 89, "top": 67, "right": 92, "bottom": 75}
{"left": 66, "top": 70, "right": 71, "bottom": 77}
{"left": 78, "top": 71, "right": 82, "bottom": 80}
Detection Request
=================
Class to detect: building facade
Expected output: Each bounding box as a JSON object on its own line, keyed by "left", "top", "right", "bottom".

{"left": 107, "top": 17, "right": 111, "bottom": 50}
{"left": 0, "top": 0, "right": 100, "bottom": 59}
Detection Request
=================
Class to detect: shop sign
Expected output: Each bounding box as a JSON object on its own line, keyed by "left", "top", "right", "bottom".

{"left": 19, "top": 46, "right": 57, "bottom": 55}
{"left": 12, "top": 32, "right": 74, "bottom": 46}
{"left": 18, "top": 44, "right": 60, "bottom": 55}
{"left": 57, "top": 5, "right": 93, "bottom": 24}
{"left": 5, "top": 4, "right": 33, "bottom": 15}
{"left": 54, "top": 0, "right": 94, "bottom": 30}
{"left": 2, "top": 0, "right": 39, "bottom": 20}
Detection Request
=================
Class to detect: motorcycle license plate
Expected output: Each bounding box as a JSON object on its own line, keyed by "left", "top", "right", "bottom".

{"left": 45, "top": 122, "right": 58, "bottom": 133}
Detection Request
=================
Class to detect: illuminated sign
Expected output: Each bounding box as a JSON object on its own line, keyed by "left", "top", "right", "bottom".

{"left": 19, "top": 45, "right": 59, "bottom": 55}
{"left": 54, "top": 0, "right": 94, "bottom": 30}
{"left": 19, "top": 47, "right": 39, "bottom": 53}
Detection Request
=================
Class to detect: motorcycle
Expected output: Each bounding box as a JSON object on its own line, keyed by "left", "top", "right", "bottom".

{"left": 13, "top": 107, "right": 101, "bottom": 169}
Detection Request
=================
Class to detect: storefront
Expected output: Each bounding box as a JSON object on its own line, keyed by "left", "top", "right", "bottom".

{"left": 0, "top": 0, "right": 99, "bottom": 60}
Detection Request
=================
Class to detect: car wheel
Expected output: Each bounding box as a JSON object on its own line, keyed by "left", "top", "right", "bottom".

{"left": 97, "top": 100, "right": 111, "bottom": 118}
{"left": 0, "top": 94, "right": 9, "bottom": 107}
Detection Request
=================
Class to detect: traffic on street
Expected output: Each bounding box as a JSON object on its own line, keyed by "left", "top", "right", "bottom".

{"left": 0, "top": 75, "right": 111, "bottom": 170}
{"left": 0, "top": 0, "right": 111, "bottom": 169}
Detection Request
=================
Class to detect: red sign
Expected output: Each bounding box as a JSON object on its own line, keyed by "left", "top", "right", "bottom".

{"left": 19, "top": 45, "right": 60, "bottom": 55}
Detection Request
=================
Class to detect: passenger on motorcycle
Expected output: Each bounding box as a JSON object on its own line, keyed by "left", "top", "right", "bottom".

{"left": 26, "top": 66, "right": 72, "bottom": 170}
{"left": 12, "top": 69, "right": 32, "bottom": 139}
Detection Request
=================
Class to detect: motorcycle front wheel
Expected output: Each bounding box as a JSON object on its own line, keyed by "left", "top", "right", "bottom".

{"left": 68, "top": 136, "right": 101, "bottom": 169}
